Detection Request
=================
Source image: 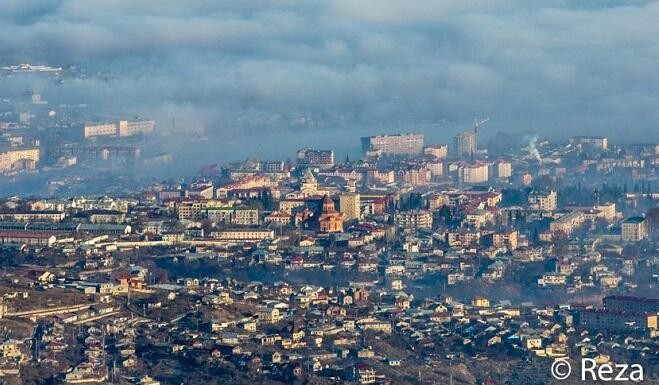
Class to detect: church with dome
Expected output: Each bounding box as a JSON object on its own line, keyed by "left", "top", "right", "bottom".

{"left": 317, "top": 195, "right": 344, "bottom": 233}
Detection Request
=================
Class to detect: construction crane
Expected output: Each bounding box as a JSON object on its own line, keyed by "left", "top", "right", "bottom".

{"left": 472, "top": 117, "right": 490, "bottom": 135}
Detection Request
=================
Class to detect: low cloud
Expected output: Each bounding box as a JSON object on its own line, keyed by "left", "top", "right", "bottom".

{"left": 1, "top": 0, "right": 658, "bottom": 155}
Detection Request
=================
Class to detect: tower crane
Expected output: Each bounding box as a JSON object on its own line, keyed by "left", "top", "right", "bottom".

{"left": 472, "top": 117, "right": 490, "bottom": 135}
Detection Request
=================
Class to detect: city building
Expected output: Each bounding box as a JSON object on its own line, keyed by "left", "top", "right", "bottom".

{"left": 462, "top": 163, "right": 489, "bottom": 184}
{"left": 187, "top": 185, "right": 214, "bottom": 199}
{"left": 0, "top": 231, "right": 57, "bottom": 247}
{"left": 361, "top": 133, "right": 424, "bottom": 156}
{"left": 211, "top": 229, "right": 274, "bottom": 241}
{"left": 550, "top": 211, "right": 586, "bottom": 235}
{"left": 84, "top": 120, "right": 155, "bottom": 138}
{"left": 491, "top": 160, "right": 512, "bottom": 179}
{"left": 528, "top": 190, "right": 557, "bottom": 211}
{"left": 0, "top": 211, "right": 66, "bottom": 222}
{"left": 177, "top": 200, "right": 210, "bottom": 220}
{"left": 299, "top": 168, "right": 318, "bottom": 197}
{"left": 0, "top": 148, "right": 40, "bottom": 173}
{"left": 339, "top": 193, "right": 360, "bottom": 220}
{"left": 452, "top": 130, "right": 477, "bottom": 158}
{"left": 206, "top": 207, "right": 260, "bottom": 226}
{"left": 318, "top": 195, "right": 344, "bottom": 233}
{"left": 485, "top": 230, "right": 519, "bottom": 250}
{"left": 428, "top": 193, "right": 449, "bottom": 210}
{"left": 622, "top": 216, "right": 648, "bottom": 241}
{"left": 604, "top": 296, "right": 659, "bottom": 314}
{"left": 118, "top": 120, "right": 155, "bottom": 137}
{"left": 84, "top": 122, "right": 117, "bottom": 138}
{"left": 594, "top": 202, "right": 617, "bottom": 221}
{"left": 296, "top": 148, "right": 334, "bottom": 167}
{"left": 448, "top": 162, "right": 489, "bottom": 183}
{"left": 394, "top": 210, "right": 432, "bottom": 229}
{"left": 579, "top": 308, "right": 657, "bottom": 332}
{"left": 423, "top": 145, "right": 448, "bottom": 159}
{"left": 569, "top": 136, "right": 608, "bottom": 150}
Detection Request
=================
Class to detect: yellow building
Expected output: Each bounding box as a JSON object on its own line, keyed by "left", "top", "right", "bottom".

{"left": 595, "top": 202, "right": 616, "bottom": 221}
{"left": 339, "top": 193, "right": 360, "bottom": 220}
{"left": 0, "top": 340, "right": 22, "bottom": 358}
{"left": 0, "top": 148, "right": 39, "bottom": 173}
{"left": 211, "top": 229, "right": 274, "bottom": 241}
{"left": 84, "top": 122, "right": 117, "bottom": 138}
{"left": 177, "top": 200, "right": 214, "bottom": 220}
{"left": 118, "top": 120, "right": 155, "bottom": 137}
{"left": 471, "top": 297, "right": 490, "bottom": 308}
{"left": 423, "top": 144, "right": 448, "bottom": 159}
{"left": 0, "top": 210, "right": 65, "bottom": 222}
{"left": 622, "top": 217, "right": 647, "bottom": 241}
{"left": 428, "top": 193, "right": 449, "bottom": 210}
{"left": 529, "top": 190, "right": 557, "bottom": 211}
{"left": 550, "top": 211, "right": 586, "bottom": 235}
{"left": 318, "top": 195, "right": 344, "bottom": 233}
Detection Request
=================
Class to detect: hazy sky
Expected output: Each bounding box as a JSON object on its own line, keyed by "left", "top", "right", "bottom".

{"left": 1, "top": 0, "right": 659, "bottom": 152}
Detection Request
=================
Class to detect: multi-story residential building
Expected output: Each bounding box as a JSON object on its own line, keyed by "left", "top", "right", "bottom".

{"left": 279, "top": 198, "right": 309, "bottom": 215}
{"left": 594, "top": 202, "right": 617, "bottom": 221}
{"left": 396, "top": 165, "right": 431, "bottom": 186}
{"left": 317, "top": 167, "right": 364, "bottom": 182}
{"left": 490, "top": 160, "right": 512, "bottom": 179}
{"left": 550, "top": 211, "right": 586, "bottom": 235}
{"left": 177, "top": 200, "right": 210, "bottom": 220}
{"left": 367, "top": 169, "right": 395, "bottom": 184}
{"left": 118, "top": 120, "right": 155, "bottom": 137}
{"left": 528, "top": 190, "right": 557, "bottom": 211}
{"left": 216, "top": 175, "right": 274, "bottom": 198}
{"left": 361, "top": 133, "right": 424, "bottom": 156}
{"left": 452, "top": 130, "right": 476, "bottom": 158}
{"left": 488, "top": 229, "right": 519, "bottom": 250}
{"left": 0, "top": 211, "right": 66, "bottom": 222}
{"left": 394, "top": 210, "right": 432, "bottom": 229}
{"left": 187, "top": 185, "right": 214, "bottom": 199}
{"left": 84, "top": 122, "right": 117, "bottom": 138}
{"left": 425, "top": 160, "right": 444, "bottom": 179}
{"left": 427, "top": 193, "right": 449, "bottom": 210}
{"left": 296, "top": 148, "right": 334, "bottom": 167}
{"left": 464, "top": 210, "right": 494, "bottom": 228}
{"left": 206, "top": 207, "right": 260, "bottom": 226}
{"left": 423, "top": 144, "right": 448, "bottom": 159}
{"left": 622, "top": 216, "right": 648, "bottom": 241}
{"left": 569, "top": 136, "right": 608, "bottom": 149}
{"left": 352, "top": 364, "right": 377, "bottom": 384}
{"left": 0, "top": 231, "right": 57, "bottom": 247}
{"left": 449, "top": 162, "right": 489, "bottom": 183}
{"left": 339, "top": 193, "right": 360, "bottom": 220}
{"left": 261, "top": 161, "right": 285, "bottom": 172}
{"left": 85, "top": 120, "right": 155, "bottom": 138}
{"left": 211, "top": 229, "right": 274, "bottom": 241}
{"left": 0, "top": 148, "right": 40, "bottom": 172}
{"left": 604, "top": 296, "right": 659, "bottom": 314}
{"left": 462, "top": 163, "right": 488, "bottom": 183}
{"left": 87, "top": 210, "right": 126, "bottom": 224}
{"left": 579, "top": 308, "right": 657, "bottom": 332}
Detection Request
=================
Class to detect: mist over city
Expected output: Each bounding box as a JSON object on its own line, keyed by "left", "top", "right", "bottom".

{"left": 0, "top": 2, "right": 658, "bottom": 385}
{"left": 3, "top": 1, "right": 659, "bottom": 150}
